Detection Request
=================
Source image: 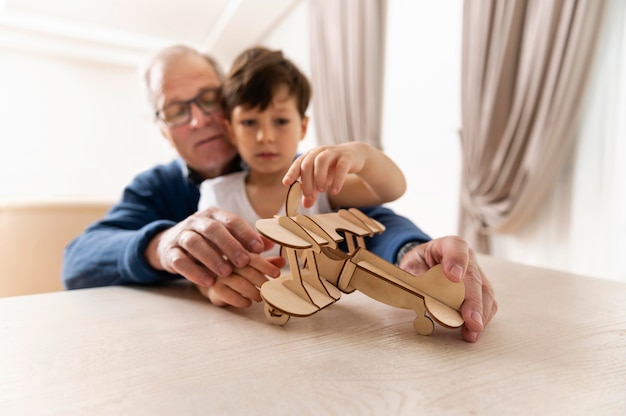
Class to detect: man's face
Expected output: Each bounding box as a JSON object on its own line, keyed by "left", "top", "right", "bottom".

{"left": 152, "top": 54, "right": 238, "bottom": 179}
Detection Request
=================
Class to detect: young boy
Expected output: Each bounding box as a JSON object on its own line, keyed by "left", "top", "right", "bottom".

{"left": 198, "top": 46, "right": 406, "bottom": 258}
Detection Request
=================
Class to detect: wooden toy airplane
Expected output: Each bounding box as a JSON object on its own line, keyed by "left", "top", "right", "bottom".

{"left": 255, "top": 182, "right": 465, "bottom": 335}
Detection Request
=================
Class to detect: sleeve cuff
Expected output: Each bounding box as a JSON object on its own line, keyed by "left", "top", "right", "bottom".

{"left": 394, "top": 241, "right": 422, "bottom": 266}
{"left": 121, "top": 220, "right": 180, "bottom": 284}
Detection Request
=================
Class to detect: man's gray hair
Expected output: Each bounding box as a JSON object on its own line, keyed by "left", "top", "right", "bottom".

{"left": 141, "top": 44, "right": 224, "bottom": 109}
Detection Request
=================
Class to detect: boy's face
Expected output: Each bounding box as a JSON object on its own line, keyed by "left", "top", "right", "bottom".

{"left": 225, "top": 84, "right": 308, "bottom": 178}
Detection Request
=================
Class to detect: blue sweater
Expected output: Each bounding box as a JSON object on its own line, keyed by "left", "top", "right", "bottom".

{"left": 62, "top": 159, "right": 430, "bottom": 289}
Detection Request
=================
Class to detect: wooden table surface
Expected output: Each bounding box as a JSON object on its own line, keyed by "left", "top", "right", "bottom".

{"left": 1, "top": 255, "right": 625, "bottom": 415}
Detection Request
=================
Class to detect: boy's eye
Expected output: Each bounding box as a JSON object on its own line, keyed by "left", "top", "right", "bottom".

{"left": 240, "top": 119, "right": 256, "bottom": 127}
{"left": 275, "top": 118, "right": 290, "bottom": 126}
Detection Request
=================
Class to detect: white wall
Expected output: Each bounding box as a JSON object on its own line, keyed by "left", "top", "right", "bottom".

{"left": 382, "top": 1, "right": 462, "bottom": 238}
{"left": 0, "top": 48, "right": 175, "bottom": 203}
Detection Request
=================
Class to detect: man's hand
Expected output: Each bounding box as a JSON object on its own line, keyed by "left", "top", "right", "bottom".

{"left": 144, "top": 207, "right": 282, "bottom": 287}
{"left": 398, "top": 236, "right": 498, "bottom": 343}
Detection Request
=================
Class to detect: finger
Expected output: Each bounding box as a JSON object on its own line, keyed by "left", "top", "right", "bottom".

{"left": 221, "top": 272, "right": 263, "bottom": 302}
{"left": 246, "top": 253, "right": 282, "bottom": 279}
{"left": 260, "top": 236, "right": 276, "bottom": 252}
{"left": 266, "top": 255, "right": 286, "bottom": 271}
{"left": 435, "top": 236, "right": 471, "bottom": 283}
{"left": 202, "top": 209, "right": 265, "bottom": 259}
{"left": 297, "top": 152, "right": 317, "bottom": 203}
{"left": 460, "top": 251, "right": 485, "bottom": 343}
{"left": 162, "top": 245, "right": 218, "bottom": 286}
{"left": 328, "top": 155, "right": 350, "bottom": 195}
{"left": 207, "top": 281, "right": 253, "bottom": 309}
{"left": 282, "top": 155, "right": 303, "bottom": 186}
{"left": 312, "top": 149, "right": 331, "bottom": 192}
{"left": 232, "top": 262, "right": 271, "bottom": 289}
{"left": 194, "top": 283, "right": 216, "bottom": 302}
{"left": 301, "top": 189, "right": 319, "bottom": 208}
{"left": 211, "top": 256, "right": 286, "bottom": 307}
{"left": 177, "top": 229, "right": 234, "bottom": 277}
{"left": 398, "top": 245, "right": 430, "bottom": 276}
{"left": 481, "top": 270, "right": 498, "bottom": 326}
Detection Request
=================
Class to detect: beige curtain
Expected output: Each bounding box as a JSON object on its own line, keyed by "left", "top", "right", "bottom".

{"left": 309, "top": 0, "right": 386, "bottom": 148}
{"left": 459, "top": 0, "right": 607, "bottom": 252}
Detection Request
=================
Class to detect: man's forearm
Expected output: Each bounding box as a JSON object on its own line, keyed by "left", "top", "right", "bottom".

{"left": 62, "top": 221, "right": 177, "bottom": 289}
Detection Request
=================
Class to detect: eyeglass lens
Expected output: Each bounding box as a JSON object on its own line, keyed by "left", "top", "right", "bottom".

{"left": 160, "top": 89, "right": 220, "bottom": 126}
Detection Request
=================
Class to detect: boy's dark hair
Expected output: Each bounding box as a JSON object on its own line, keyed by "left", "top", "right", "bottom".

{"left": 221, "top": 46, "right": 311, "bottom": 120}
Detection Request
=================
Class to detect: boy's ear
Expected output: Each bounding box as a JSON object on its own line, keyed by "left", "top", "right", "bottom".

{"left": 300, "top": 115, "right": 309, "bottom": 141}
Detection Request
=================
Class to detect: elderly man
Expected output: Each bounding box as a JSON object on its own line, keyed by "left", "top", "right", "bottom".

{"left": 63, "top": 45, "right": 496, "bottom": 342}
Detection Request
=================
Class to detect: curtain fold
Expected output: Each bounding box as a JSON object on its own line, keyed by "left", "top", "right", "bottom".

{"left": 459, "top": 0, "right": 607, "bottom": 252}
{"left": 309, "top": 0, "right": 386, "bottom": 148}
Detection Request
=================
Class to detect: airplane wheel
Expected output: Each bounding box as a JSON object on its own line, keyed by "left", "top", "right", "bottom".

{"left": 413, "top": 314, "right": 434, "bottom": 336}
{"left": 264, "top": 303, "right": 290, "bottom": 325}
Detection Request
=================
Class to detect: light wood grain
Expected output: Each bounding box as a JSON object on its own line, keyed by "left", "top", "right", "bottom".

{"left": 1, "top": 255, "right": 625, "bottom": 415}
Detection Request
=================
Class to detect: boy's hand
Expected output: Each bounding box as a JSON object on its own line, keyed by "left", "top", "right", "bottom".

{"left": 282, "top": 143, "right": 367, "bottom": 207}
{"left": 197, "top": 254, "right": 285, "bottom": 308}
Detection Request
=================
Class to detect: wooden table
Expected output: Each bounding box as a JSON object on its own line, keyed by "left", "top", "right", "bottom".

{"left": 1, "top": 256, "right": 624, "bottom": 415}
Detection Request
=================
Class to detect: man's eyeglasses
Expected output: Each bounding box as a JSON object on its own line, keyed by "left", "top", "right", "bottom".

{"left": 155, "top": 88, "right": 221, "bottom": 127}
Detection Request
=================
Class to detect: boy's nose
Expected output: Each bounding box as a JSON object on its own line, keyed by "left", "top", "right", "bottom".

{"left": 256, "top": 125, "right": 274, "bottom": 142}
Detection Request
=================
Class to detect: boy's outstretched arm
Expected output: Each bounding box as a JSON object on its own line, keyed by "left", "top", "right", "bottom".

{"left": 283, "top": 142, "right": 406, "bottom": 208}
